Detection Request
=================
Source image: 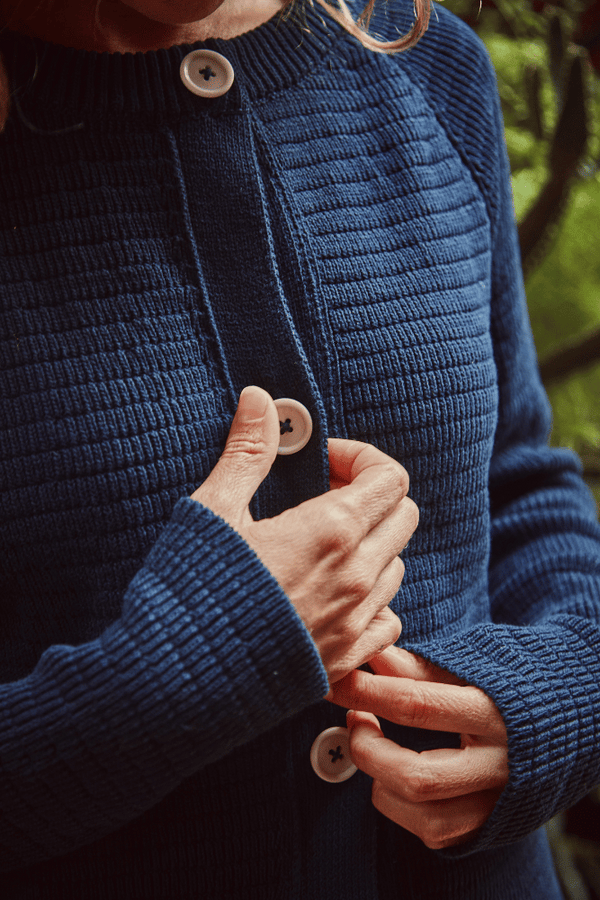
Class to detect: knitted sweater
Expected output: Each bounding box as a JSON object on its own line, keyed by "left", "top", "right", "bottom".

{"left": 1, "top": 2, "right": 600, "bottom": 897}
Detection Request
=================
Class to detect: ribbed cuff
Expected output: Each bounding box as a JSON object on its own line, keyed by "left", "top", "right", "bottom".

{"left": 125, "top": 497, "right": 329, "bottom": 726}
{"left": 408, "top": 615, "right": 600, "bottom": 855}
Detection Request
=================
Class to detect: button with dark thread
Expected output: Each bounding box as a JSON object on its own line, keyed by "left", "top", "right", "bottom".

{"left": 310, "top": 727, "right": 357, "bottom": 783}
{"left": 274, "top": 398, "right": 313, "bottom": 456}
{"left": 180, "top": 50, "right": 235, "bottom": 98}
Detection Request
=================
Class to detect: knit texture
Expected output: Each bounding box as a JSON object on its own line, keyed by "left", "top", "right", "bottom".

{"left": 0, "top": 2, "right": 599, "bottom": 897}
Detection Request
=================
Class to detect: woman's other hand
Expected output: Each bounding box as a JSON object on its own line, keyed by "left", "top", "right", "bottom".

{"left": 327, "top": 646, "right": 509, "bottom": 848}
{"left": 192, "top": 386, "right": 418, "bottom": 683}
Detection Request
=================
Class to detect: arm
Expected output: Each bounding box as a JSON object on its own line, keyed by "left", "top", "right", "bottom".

{"left": 0, "top": 490, "right": 324, "bottom": 871}
{"left": 329, "top": 206, "right": 600, "bottom": 849}
{"left": 415, "top": 47, "right": 600, "bottom": 851}
{"left": 330, "top": 13, "right": 600, "bottom": 852}
{"left": 0, "top": 387, "right": 414, "bottom": 871}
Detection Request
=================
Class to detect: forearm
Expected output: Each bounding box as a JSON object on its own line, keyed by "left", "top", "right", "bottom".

{"left": 0, "top": 499, "right": 326, "bottom": 872}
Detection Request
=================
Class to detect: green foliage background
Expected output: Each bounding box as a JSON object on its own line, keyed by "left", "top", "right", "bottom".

{"left": 444, "top": 12, "right": 600, "bottom": 886}
{"left": 446, "top": 0, "right": 600, "bottom": 505}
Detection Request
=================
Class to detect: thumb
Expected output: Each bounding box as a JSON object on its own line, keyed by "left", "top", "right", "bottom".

{"left": 192, "top": 386, "right": 280, "bottom": 526}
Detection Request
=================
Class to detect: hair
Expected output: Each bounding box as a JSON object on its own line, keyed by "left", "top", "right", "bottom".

{"left": 0, "top": 0, "right": 432, "bottom": 131}
{"left": 313, "top": 0, "right": 432, "bottom": 54}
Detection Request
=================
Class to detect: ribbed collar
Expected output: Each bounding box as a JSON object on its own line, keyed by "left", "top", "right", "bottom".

{"left": 0, "top": 4, "right": 343, "bottom": 125}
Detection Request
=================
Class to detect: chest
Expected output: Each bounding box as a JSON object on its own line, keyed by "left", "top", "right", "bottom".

{"left": 0, "top": 91, "right": 497, "bottom": 629}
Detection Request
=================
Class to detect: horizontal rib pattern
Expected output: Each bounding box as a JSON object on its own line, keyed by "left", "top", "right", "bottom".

{"left": 0, "top": 2, "right": 599, "bottom": 897}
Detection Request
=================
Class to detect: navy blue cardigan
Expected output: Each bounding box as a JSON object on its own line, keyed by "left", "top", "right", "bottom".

{"left": 1, "top": 2, "right": 600, "bottom": 897}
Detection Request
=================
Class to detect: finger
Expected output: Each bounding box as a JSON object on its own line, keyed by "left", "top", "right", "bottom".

{"left": 372, "top": 780, "right": 500, "bottom": 850}
{"left": 326, "top": 607, "right": 402, "bottom": 685}
{"left": 346, "top": 713, "right": 504, "bottom": 848}
{"left": 191, "top": 386, "right": 280, "bottom": 523}
{"left": 357, "top": 496, "right": 419, "bottom": 572}
{"left": 368, "top": 646, "right": 465, "bottom": 685}
{"left": 347, "top": 711, "right": 508, "bottom": 799}
{"left": 354, "top": 605, "right": 403, "bottom": 661}
{"left": 351, "top": 555, "right": 405, "bottom": 633}
{"left": 327, "top": 439, "right": 410, "bottom": 534}
{"left": 328, "top": 439, "right": 401, "bottom": 485}
{"left": 329, "top": 670, "right": 507, "bottom": 742}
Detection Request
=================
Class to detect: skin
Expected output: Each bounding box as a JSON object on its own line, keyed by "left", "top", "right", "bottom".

{"left": 193, "top": 387, "right": 412, "bottom": 683}
{"left": 0, "top": 0, "right": 510, "bottom": 839}
{"left": 200, "top": 389, "right": 508, "bottom": 846}
{"left": 328, "top": 646, "right": 509, "bottom": 848}
{"left": 0, "top": 0, "right": 287, "bottom": 50}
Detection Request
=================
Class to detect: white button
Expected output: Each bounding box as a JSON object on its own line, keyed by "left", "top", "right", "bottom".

{"left": 274, "top": 398, "right": 313, "bottom": 456}
{"left": 180, "top": 50, "right": 235, "bottom": 98}
{"left": 310, "top": 726, "right": 357, "bottom": 783}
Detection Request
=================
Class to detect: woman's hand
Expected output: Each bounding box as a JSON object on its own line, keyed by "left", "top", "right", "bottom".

{"left": 327, "top": 646, "right": 509, "bottom": 849}
{"left": 192, "top": 386, "right": 418, "bottom": 684}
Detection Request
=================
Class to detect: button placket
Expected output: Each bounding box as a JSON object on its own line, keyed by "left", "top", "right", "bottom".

{"left": 173, "top": 93, "right": 329, "bottom": 517}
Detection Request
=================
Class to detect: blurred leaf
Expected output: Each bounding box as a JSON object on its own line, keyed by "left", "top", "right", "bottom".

{"left": 505, "top": 126, "right": 540, "bottom": 169}
{"left": 526, "top": 176, "right": 600, "bottom": 356}
{"left": 547, "top": 371, "right": 600, "bottom": 452}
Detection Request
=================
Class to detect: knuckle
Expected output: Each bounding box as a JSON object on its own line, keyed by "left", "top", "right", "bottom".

{"left": 337, "top": 618, "right": 362, "bottom": 645}
{"left": 366, "top": 608, "right": 401, "bottom": 654}
{"left": 403, "top": 764, "right": 436, "bottom": 803}
{"left": 388, "top": 619, "right": 403, "bottom": 646}
{"left": 321, "top": 502, "right": 359, "bottom": 558}
{"left": 403, "top": 684, "right": 433, "bottom": 730}
{"left": 380, "top": 462, "right": 410, "bottom": 502}
{"left": 391, "top": 556, "right": 405, "bottom": 586}
{"left": 222, "top": 432, "right": 269, "bottom": 460}
{"left": 421, "top": 815, "right": 454, "bottom": 850}
{"left": 381, "top": 608, "right": 402, "bottom": 640}
{"left": 397, "top": 465, "right": 410, "bottom": 497}
{"left": 405, "top": 497, "right": 420, "bottom": 530}
{"left": 346, "top": 569, "right": 376, "bottom": 604}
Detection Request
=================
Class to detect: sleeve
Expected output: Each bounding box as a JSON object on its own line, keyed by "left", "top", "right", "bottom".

{"left": 406, "top": 23, "right": 600, "bottom": 853}
{"left": 0, "top": 498, "right": 328, "bottom": 871}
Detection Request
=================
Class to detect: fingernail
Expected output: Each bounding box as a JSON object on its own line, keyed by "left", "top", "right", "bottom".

{"left": 238, "top": 385, "right": 268, "bottom": 420}
{"left": 346, "top": 709, "right": 355, "bottom": 726}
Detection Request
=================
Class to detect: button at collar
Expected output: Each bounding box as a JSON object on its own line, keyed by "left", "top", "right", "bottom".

{"left": 310, "top": 727, "right": 357, "bottom": 783}
{"left": 274, "top": 398, "right": 313, "bottom": 456}
{"left": 180, "top": 50, "right": 235, "bottom": 98}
